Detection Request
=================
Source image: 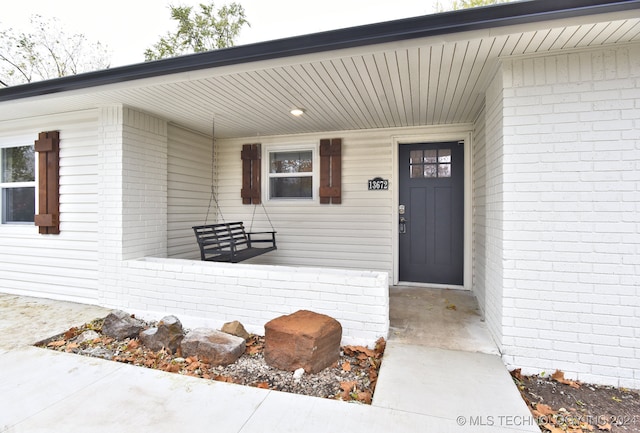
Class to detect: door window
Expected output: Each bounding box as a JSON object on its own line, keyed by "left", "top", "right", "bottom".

{"left": 410, "top": 148, "right": 451, "bottom": 178}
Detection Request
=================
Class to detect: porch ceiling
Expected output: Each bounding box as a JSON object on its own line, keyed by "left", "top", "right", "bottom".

{"left": 2, "top": 11, "right": 639, "bottom": 138}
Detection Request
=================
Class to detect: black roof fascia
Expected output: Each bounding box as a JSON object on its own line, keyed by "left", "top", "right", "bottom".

{"left": 1, "top": 0, "right": 639, "bottom": 102}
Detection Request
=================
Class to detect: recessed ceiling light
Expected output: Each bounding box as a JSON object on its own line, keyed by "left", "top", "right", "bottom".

{"left": 290, "top": 108, "right": 305, "bottom": 117}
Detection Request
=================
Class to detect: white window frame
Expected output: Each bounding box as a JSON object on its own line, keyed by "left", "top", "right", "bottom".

{"left": 264, "top": 143, "right": 319, "bottom": 203}
{"left": 0, "top": 139, "right": 36, "bottom": 225}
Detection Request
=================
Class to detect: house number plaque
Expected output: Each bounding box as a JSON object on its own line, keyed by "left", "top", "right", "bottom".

{"left": 368, "top": 177, "right": 389, "bottom": 190}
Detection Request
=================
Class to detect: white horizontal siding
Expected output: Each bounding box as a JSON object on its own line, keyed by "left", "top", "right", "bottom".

{"left": 215, "top": 129, "right": 397, "bottom": 275}
{"left": 167, "top": 124, "right": 213, "bottom": 259}
{"left": 0, "top": 110, "right": 99, "bottom": 303}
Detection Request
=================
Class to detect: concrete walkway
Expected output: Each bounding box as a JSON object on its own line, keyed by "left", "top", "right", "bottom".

{"left": 0, "top": 292, "right": 538, "bottom": 433}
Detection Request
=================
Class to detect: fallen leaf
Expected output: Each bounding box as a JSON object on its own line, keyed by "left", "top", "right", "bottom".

{"left": 446, "top": 304, "right": 457, "bottom": 310}
{"left": 551, "top": 369, "right": 580, "bottom": 389}
{"left": 535, "top": 403, "right": 556, "bottom": 416}
{"left": 340, "top": 381, "right": 357, "bottom": 393}
{"left": 343, "top": 345, "right": 376, "bottom": 358}
{"left": 597, "top": 423, "right": 612, "bottom": 431}
{"left": 510, "top": 368, "right": 523, "bottom": 381}
{"left": 64, "top": 327, "right": 79, "bottom": 340}
{"left": 186, "top": 361, "right": 201, "bottom": 372}
{"left": 214, "top": 375, "right": 235, "bottom": 383}
{"left": 611, "top": 396, "right": 622, "bottom": 402}
{"left": 127, "top": 340, "right": 139, "bottom": 350}
{"left": 255, "top": 382, "right": 269, "bottom": 389}
{"left": 368, "top": 369, "right": 378, "bottom": 388}
{"left": 342, "top": 361, "right": 351, "bottom": 372}
{"left": 374, "top": 337, "right": 386, "bottom": 356}
{"left": 543, "top": 423, "right": 567, "bottom": 433}
{"left": 65, "top": 342, "right": 79, "bottom": 352}
{"left": 356, "top": 390, "right": 372, "bottom": 404}
{"left": 580, "top": 422, "right": 594, "bottom": 432}
{"left": 47, "top": 340, "right": 66, "bottom": 348}
{"left": 246, "top": 345, "right": 261, "bottom": 355}
{"left": 164, "top": 363, "right": 180, "bottom": 373}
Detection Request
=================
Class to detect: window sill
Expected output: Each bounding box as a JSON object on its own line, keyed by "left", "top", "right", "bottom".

{"left": 0, "top": 224, "right": 37, "bottom": 235}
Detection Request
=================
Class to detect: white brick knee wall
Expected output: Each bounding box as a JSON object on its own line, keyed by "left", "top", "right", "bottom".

{"left": 111, "top": 258, "right": 389, "bottom": 347}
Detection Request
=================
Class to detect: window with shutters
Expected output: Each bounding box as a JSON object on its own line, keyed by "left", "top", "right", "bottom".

{"left": 0, "top": 144, "right": 36, "bottom": 224}
{"left": 266, "top": 145, "right": 317, "bottom": 201}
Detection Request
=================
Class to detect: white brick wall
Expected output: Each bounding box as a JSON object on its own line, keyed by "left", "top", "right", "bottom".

{"left": 98, "top": 105, "right": 168, "bottom": 306}
{"left": 116, "top": 258, "right": 389, "bottom": 347}
{"left": 498, "top": 46, "right": 640, "bottom": 389}
{"left": 473, "top": 69, "right": 506, "bottom": 349}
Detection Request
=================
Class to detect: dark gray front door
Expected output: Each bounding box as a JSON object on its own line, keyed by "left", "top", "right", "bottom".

{"left": 399, "top": 142, "right": 464, "bottom": 285}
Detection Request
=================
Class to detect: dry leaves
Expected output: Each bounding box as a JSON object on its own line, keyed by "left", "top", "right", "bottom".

{"left": 551, "top": 369, "right": 580, "bottom": 389}
{"left": 37, "top": 318, "right": 386, "bottom": 405}
{"left": 514, "top": 370, "right": 630, "bottom": 433}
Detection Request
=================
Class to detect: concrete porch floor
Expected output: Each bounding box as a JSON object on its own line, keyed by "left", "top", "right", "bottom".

{"left": 388, "top": 286, "right": 499, "bottom": 354}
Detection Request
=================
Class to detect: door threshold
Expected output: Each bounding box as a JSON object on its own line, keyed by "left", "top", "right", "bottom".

{"left": 395, "top": 281, "right": 469, "bottom": 291}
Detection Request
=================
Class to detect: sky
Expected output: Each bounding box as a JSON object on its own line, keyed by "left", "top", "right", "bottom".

{"left": 1, "top": 0, "right": 441, "bottom": 67}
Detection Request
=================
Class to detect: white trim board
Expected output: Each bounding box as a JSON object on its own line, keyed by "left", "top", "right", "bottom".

{"left": 391, "top": 126, "right": 473, "bottom": 288}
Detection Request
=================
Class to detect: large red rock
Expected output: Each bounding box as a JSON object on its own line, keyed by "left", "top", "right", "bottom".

{"left": 264, "top": 310, "right": 342, "bottom": 373}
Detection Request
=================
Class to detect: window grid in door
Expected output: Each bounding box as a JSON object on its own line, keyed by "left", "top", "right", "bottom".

{"left": 409, "top": 148, "right": 451, "bottom": 179}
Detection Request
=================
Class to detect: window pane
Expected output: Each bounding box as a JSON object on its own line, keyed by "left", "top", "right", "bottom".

{"left": 2, "top": 146, "right": 35, "bottom": 182}
{"left": 270, "top": 151, "right": 312, "bottom": 174}
{"left": 424, "top": 150, "right": 437, "bottom": 163}
{"left": 424, "top": 164, "right": 437, "bottom": 178}
{"left": 438, "top": 149, "right": 451, "bottom": 163}
{"left": 410, "top": 150, "right": 423, "bottom": 164}
{"left": 438, "top": 164, "right": 451, "bottom": 178}
{"left": 3, "top": 187, "right": 35, "bottom": 223}
{"left": 410, "top": 165, "right": 423, "bottom": 178}
{"left": 270, "top": 177, "right": 312, "bottom": 198}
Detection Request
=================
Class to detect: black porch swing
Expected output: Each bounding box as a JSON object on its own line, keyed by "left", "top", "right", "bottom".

{"left": 192, "top": 119, "right": 277, "bottom": 263}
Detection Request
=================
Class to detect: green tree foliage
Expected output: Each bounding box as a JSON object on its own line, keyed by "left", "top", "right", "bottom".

{"left": 435, "top": 0, "right": 511, "bottom": 12}
{"left": 144, "top": 2, "right": 249, "bottom": 61}
{"left": 0, "top": 15, "right": 110, "bottom": 87}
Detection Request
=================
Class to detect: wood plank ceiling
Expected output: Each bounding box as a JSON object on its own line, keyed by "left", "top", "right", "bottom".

{"left": 4, "top": 16, "right": 640, "bottom": 138}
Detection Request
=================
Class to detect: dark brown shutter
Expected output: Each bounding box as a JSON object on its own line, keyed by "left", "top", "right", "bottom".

{"left": 241, "top": 143, "right": 261, "bottom": 205}
{"left": 34, "top": 131, "right": 60, "bottom": 234}
{"left": 319, "top": 138, "right": 342, "bottom": 204}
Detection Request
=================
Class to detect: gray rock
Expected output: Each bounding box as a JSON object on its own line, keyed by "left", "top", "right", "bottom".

{"left": 73, "top": 330, "right": 100, "bottom": 344}
{"left": 139, "top": 315, "right": 184, "bottom": 353}
{"left": 80, "top": 346, "right": 113, "bottom": 360}
{"left": 180, "top": 328, "right": 245, "bottom": 366}
{"left": 221, "top": 320, "right": 250, "bottom": 340}
{"left": 101, "top": 310, "right": 145, "bottom": 340}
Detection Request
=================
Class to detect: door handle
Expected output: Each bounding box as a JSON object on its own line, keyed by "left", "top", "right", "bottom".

{"left": 399, "top": 217, "right": 408, "bottom": 234}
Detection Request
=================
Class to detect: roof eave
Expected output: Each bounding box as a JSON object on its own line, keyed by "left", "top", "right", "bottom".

{"left": 1, "top": 0, "right": 639, "bottom": 102}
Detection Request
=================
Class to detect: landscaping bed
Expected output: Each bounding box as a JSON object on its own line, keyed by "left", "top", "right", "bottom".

{"left": 512, "top": 369, "right": 640, "bottom": 433}
{"left": 35, "top": 316, "right": 385, "bottom": 405}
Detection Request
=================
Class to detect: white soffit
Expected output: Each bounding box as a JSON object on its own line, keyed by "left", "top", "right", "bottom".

{"left": 1, "top": 13, "right": 639, "bottom": 138}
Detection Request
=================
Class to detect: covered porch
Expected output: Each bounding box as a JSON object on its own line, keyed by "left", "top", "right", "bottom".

{"left": 389, "top": 285, "right": 498, "bottom": 354}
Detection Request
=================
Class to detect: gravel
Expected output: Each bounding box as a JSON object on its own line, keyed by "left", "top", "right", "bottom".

{"left": 36, "top": 317, "right": 384, "bottom": 404}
